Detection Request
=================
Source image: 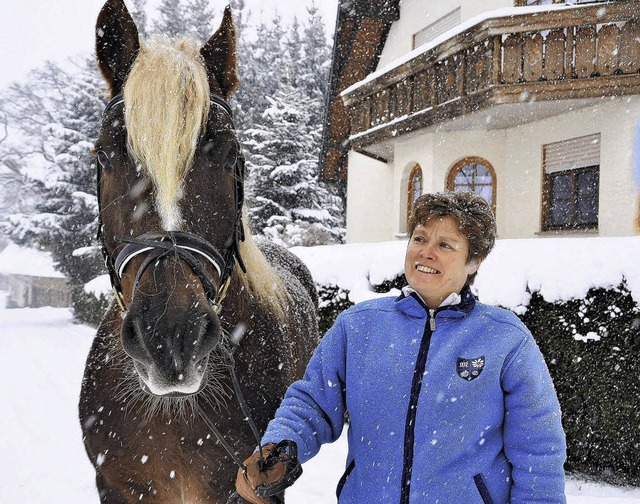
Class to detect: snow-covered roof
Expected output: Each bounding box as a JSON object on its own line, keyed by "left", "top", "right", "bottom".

{"left": 0, "top": 243, "right": 64, "bottom": 278}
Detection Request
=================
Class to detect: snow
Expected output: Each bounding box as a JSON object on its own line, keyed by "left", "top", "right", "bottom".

{"left": 291, "top": 236, "right": 640, "bottom": 308}
{"left": 1, "top": 303, "right": 640, "bottom": 502}
{"left": 0, "top": 0, "right": 339, "bottom": 90}
{"left": 0, "top": 307, "right": 98, "bottom": 502}
{"left": 0, "top": 243, "right": 64, "bottom": 278}
{"left": 84, "top": 274, "right": 112, "bottom": 297}
{"left": 2, "top": 237, "right": 640, "bottom": 501}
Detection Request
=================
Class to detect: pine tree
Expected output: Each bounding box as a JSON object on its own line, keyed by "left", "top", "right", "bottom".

{"left": 184, "top": 0, "right": 215, "bottom": 41}
{"left": 153, "top": 0, "right": 190, "bottom": 36}
{"left": 282, "top": 17, "right": 303, "bottom": 87}
{"left": 242, "top": 10, "right": 345, "bottom": 246}
{"left": 130, "top": 0, "right": 149, "bottom": 37}
{"left": 299, "top": 2, "right": 332, "bottom": 114}
{"left": 232, "top": 11, "right": 287, "bottom": 130}
{"left": 153, "top": 0, "right": 216, "bottom": 41}
{"left": 244, "top": 85, "right": 344, "bottom": 247}
{"left": 0, "top": 58, "right": 109, "bottom": 323}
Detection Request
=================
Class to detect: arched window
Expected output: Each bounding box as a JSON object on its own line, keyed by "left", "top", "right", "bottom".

{"left": 447, "top": 157, "right": 496, "bottom": 212}
{"left": 407, "top": 164, "right": 423, "bottom": 223}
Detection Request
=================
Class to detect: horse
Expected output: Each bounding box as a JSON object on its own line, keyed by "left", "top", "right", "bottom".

{"left": 79, "top": 1, "right": 319, "bottom": 502}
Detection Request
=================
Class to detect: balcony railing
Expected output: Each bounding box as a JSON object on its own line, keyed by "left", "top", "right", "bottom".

{"left": 341, "top": 2, "right": 640, "bottom": 155}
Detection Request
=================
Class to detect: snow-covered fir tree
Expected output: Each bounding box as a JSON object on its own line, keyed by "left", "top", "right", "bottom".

{"left": 242, "top": 9, "right": 344, "bottom": 246}
{"left": 184, "top": 0, "right": 216, "bottom": 41}
{"left": 0, "top": 58, "right": 109, "bottom": 324}
{"left": 154, "top": 0, "right": 216, "bottom": 41}
{"left": 130, "top": 0, "right": 149, "bottom": 37}
{"left": 153, "top": 0, "right": 189, "bottom": 36}
{"left": 232, "top": 10, "right": 288, "bottom": 130}
{"left": 299, "top": 2, "right": 332, "bottom": 104}
{"left": 244, "top": 84, "right": 344, "bottom": 247}
{"left": 1, "top": 1, "right": 344, "bottom": 321}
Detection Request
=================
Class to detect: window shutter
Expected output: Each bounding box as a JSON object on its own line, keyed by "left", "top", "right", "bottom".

{"left": 413, "top": 8, "right": 461, "bottom": 49}
{"left": 543, "top": 134, "right": 601, "bottom": 173}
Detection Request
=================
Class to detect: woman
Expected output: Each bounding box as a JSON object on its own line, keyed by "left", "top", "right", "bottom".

{"left": 236, "top": 191, "right": 566, "bottom": 503}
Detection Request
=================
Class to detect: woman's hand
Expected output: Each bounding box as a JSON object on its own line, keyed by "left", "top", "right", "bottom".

{"left": 235, "top": 440, "right": 302, "bottom": 504}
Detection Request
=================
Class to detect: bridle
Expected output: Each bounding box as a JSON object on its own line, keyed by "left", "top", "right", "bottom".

{"left": 95, "top": 91, "right": 275, "bottom": 478}
{"left": 96, "top": 91, "right": 246, "bottom": 315}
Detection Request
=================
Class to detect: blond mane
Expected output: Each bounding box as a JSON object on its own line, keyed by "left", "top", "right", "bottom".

{"left": 123, "top": 35, "right": 210, "bottom": 230}
{"left": 123, "top": 38, "right": 289, "bottom": 320}
{"left": 236, "top": 219, "right": 289, "bottom": 321}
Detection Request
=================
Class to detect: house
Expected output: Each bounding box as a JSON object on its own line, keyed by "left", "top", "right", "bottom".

{"left": 321, "top": 0, "right": 640, "bottom": 242}
{"left": 0, "top": 243, "right": 71, "bottom": 308}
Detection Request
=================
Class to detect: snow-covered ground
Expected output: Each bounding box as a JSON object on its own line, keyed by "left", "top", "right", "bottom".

{"left": 1, "top": 305, "right": 640, "bottom": 503}
{"left": 2, "top": 233, "right": 640, "bottom": 503}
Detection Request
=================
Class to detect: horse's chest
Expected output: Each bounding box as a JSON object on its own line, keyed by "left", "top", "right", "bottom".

{"left": 96, "top": 419, "right": 233, "bottom": 502}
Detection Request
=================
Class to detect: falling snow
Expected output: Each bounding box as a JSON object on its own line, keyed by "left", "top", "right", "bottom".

{"left": 2, "top": 235, "right": 640, "bottom": 502}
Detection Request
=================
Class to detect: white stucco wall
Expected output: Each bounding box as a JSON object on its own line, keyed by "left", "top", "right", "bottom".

{"left": 346, "top": 151, "right": 395, "bottom": 243}
{"left": 378, "top": 0, "right": 512, "bottom": 68}
{"left": 346, "top": 97, "right": 640, "bottom": 242}
{"left": 391, "top": 130, "right": 507, "bottom": 235}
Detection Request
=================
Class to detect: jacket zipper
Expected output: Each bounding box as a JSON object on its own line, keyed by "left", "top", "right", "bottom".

{"left": 399, "top": 308, "right": 436, "bottom": 504}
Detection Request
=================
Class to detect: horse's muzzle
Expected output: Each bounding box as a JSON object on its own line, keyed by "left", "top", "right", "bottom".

{"left": 120, "top": 299, "right": 221, "bottom": 397}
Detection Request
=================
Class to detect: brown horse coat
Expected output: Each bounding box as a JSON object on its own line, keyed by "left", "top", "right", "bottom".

{"left": 79, "top": 2, "right": 319, "bottom": 502}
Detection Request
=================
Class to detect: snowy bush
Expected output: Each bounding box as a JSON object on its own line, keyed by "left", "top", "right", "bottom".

{"left": 73, "top": 289, "right": 111, "bottom": 328}
{"left": 520, "top": 283, "right": 640, "bottom": 486}
{"left": 317, "top": 284, "right": 353, "bottom": 335}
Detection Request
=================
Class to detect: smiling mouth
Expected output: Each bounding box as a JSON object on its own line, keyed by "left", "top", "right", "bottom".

{"left": 415, "top": 263, "right": 439, "bottom": 274}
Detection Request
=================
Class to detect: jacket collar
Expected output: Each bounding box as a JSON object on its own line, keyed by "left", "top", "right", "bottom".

{"left": 395, "top": 285, "right": 476, "bottom": 319}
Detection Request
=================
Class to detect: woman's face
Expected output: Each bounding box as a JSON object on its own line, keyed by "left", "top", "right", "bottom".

{"left": 404, "top": 216, "right": 480, "bottom": 309}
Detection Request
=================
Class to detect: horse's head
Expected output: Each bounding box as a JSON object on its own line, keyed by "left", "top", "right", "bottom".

{"left": 94, "top": 0, "right": 244, "bottom": 399}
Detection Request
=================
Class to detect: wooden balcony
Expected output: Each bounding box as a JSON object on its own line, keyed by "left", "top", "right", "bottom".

{"left": 341, "top": 2, "right": 640, "bottom": 161}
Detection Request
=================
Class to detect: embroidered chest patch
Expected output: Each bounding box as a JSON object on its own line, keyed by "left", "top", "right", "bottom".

{"left": 456, "top": 356, "right": 485, "bottom": 381}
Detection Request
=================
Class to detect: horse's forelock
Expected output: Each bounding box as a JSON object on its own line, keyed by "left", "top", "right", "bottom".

{"left": 122, "top": 38, "right": 289, "bottom": 319}
{"left": 123, "top": 35, "right": 210, "bottom": 230}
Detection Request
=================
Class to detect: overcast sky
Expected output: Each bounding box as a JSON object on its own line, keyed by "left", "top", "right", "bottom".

{"left": 0, "top": 0, "right": 338, "bottom": 90}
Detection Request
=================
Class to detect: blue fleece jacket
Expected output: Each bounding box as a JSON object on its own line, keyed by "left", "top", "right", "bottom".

{"left": 262, "top": 288, "right": 566, "bottom": 503}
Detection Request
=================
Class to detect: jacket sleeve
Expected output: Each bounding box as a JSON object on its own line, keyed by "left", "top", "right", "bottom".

{"left": 260, "top": 313, "right": 348, "bottom": 463}
{"left": 502, "top": 331, "right": 567, "bottom": 503}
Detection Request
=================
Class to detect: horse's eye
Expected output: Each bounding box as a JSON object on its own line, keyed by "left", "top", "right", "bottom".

{"left": 224, "top": 145, "right": 238, "bottom": 171}
{"left": 97, "top": 150, "right": 113, "bottom": 171}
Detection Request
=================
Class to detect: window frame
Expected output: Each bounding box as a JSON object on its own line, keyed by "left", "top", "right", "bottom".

{"left": 407, "top": 164, "right": 423, "bottom": 225}
{"left": 541, "top": 164, "right": 600, "bottom": 231}
{"left": 446, "top": 156, "right": 497, "bottom": 214}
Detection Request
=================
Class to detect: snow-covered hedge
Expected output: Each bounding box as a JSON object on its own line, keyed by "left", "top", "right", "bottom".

{"left": 520, "top": 283, "right": 639, "bottom": 485}
{"left": 292, "top": 236, "right": 640, "bottom": 485}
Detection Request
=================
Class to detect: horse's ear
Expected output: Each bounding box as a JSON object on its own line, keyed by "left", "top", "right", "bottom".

{"left": 96, "top": 0, "right": 140, "bottom": 96}
{"left": 200, "top": 6, "right": 240, "bottom": 99}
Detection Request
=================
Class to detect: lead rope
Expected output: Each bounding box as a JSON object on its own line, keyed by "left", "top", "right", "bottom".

{"left": 195, "top": 402, "right": 247, "bottom": 470}
{"left": 196, "top": 325, "right": 266, "bottom": 472}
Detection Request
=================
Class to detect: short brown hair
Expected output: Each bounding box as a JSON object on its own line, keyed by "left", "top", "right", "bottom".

{"left": 408, "top": 191, "right": 496, "bottom": 284}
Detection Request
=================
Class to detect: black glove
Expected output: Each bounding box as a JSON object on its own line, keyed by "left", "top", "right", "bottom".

{"left": 235, "top": 440, "right": 302, "bottom": 504}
